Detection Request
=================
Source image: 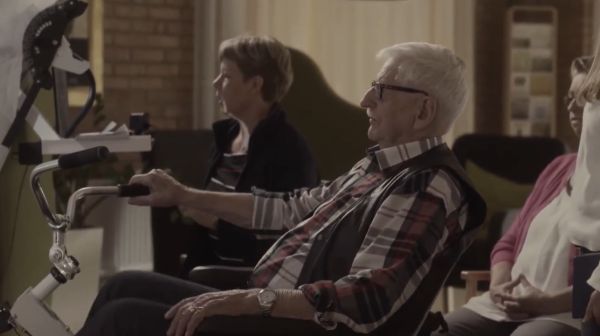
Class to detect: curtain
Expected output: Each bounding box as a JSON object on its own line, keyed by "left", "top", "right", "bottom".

{"left": 193, "top": 0, "right": 475, "bottom": 143}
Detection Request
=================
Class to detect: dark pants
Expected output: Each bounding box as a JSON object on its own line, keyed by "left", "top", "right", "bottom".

{"left": 581, "top": 320, "right": 600, "bottom": 336}
{"left": 76, "top": 271, "right": 343, "bottom": 336}
{"left": 77, "top": 271, "right": 215, "bottom": 336}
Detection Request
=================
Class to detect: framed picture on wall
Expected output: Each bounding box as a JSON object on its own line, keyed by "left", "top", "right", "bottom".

{"left": 505, "top": 6, "right": 557, "bottom": 137}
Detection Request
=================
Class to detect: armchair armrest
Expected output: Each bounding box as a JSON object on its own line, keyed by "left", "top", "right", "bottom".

{"left": 188, "top": 265, "right": 254, "bottom": 290}
{"left": 461, "top": 270, "right": 490, "bottom": 301}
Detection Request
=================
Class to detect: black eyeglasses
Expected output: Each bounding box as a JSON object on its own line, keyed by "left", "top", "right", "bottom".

{"left": 371, "top": 81, "right": 429, "bottom": 101}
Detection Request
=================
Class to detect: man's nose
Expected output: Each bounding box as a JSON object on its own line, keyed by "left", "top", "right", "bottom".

{"left": 360, "top": 88, "right": 375, "bottom": 108}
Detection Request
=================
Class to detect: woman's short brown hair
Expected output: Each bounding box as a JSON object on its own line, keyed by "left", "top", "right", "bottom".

{"left": 218, "top": 35, "right": 293, "bottom": 103}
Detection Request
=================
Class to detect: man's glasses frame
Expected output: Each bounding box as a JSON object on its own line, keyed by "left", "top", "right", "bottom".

{"left": 371, "top": 81, "right": 429, "bottom": 101}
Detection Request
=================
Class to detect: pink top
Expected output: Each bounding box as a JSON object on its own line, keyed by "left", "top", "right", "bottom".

{"left": 490, "top": 153, "right": 577, "bottom": 283}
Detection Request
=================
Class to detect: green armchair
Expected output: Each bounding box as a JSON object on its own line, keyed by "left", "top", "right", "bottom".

{"left": 282, "top": 48, "right": 371, "bottom": 180}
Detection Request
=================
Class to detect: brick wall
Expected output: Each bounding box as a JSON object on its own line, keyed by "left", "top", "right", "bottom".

{"left": 102, "top": 0, "right": 194, "bottom": 130}
{"left": 474, "top": 0, "right": 589, "bottom": 150}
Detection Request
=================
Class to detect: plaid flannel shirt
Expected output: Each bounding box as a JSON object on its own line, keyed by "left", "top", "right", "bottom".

{"left": 249, "top": 137, "right": 468, "bottom": 333}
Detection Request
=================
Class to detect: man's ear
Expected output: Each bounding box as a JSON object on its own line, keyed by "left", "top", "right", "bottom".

{"left": 413, "top": 97, "right": 436, "bottom": 131}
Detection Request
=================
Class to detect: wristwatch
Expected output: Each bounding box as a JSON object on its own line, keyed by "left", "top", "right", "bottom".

{"left": 257, "top": 288, "right": 277, "bottom": 317}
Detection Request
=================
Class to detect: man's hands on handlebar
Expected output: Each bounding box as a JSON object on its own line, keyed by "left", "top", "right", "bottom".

{"left": 129, "top": 168, "right": 255, "bottom": 229}
{"left": 128, "top": 169, "right": 188, "bottom": 207}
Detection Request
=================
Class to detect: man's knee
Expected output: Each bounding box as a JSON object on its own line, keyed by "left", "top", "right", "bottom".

{"left": 104, "top": 270, "right": 149, "bottom": 287}
{"left": 84, "top": 298, "right": 170, "bottom": 336}
{"left": 99, "top": 271, "right": 152, "bottom": 298}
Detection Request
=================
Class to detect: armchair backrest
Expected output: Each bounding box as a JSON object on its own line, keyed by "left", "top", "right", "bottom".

{"left": 448, "top": 133, "right": 566, "bottom": 278}
{"left": 282, "top": 48, "right": 371, "bottom": 180}
{"left": 452, "top": 134, "right": 566, "bottom": 184}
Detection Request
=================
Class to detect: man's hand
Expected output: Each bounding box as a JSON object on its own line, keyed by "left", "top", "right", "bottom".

{"left": 128, "top": 169, "right": 188, "bottom": 207}
{"left": 165, "top": 289, "right": 260, "bottom": 336}
{"left": 584, "top": 290, "right": 600, "bottom": 325}
{"left": 496, "top": 275, "right": 555, "bottom": 317}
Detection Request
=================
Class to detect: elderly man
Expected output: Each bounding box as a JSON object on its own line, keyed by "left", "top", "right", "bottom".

{"left": 76, "top": 42, "right": 485, "bottom": 336}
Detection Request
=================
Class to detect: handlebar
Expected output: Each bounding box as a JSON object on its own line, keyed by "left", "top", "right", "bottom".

{"left": 58, "top": 146, "right": 109, "bottom": 169}
{"left": 31, "top": 146, "right": 110, "bottom": 229}
{"left": 65, "top": 184, "right": 151, "bottom": 226}
{"left": 117, "top": 184, "right": 150, "bottom": 197}
{"left": 24, "top": 146, "right": 155, "bottom": 297}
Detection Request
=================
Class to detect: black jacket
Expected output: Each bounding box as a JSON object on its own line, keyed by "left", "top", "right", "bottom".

{"left": 206, "top": 104, "right": 319, "bottom": 193}
{"left": 184, "top": 104, "right": 319, "bottom": 271}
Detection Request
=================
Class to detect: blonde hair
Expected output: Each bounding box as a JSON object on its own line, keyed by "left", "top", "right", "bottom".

{"left": 571, "top": 56, "right": 593, "bottom": 78}
{"left": 576, "top": 47, "right": 600, "bottom": 104}
{"left": 219, "top": 35, "right": 293, "bottom": 103}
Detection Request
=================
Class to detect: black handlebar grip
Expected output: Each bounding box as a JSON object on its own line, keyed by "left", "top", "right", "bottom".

{"left": 118, "top": 184, "right": 151, "bottom": 197}
{"left": 57, "top": 146, "right": 109, "bottom": 169}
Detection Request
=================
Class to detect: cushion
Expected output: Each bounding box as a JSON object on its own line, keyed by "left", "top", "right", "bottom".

{"left": 466, "top": 160, "right": 532, "bottom": 216}
{"left": 465, "top": 160, "right": 533, "bottom": 242}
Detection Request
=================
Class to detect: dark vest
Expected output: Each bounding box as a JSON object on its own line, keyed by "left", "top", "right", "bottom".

{"left": 295, "top": 144, "right": 486, "bottom": 336}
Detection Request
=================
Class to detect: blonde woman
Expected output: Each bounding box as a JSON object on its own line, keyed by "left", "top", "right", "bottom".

{"left": 567, "top": 46, "right": 600, "bottom": 336}
{"left": 434, "top": 56, "right": 593, "bottom": 336}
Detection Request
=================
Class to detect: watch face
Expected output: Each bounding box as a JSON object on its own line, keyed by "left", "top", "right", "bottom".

{"left": 259, "top": 289, "right": 277, "bottom": 305}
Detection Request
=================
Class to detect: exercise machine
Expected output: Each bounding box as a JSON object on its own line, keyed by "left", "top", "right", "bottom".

{"left": 0, "top": 0, "right": 151, "bottom": 173}
{"left": 0, "top": 1, "right": 152, "bottom": 334}
{"left": 0, "top": 146, "right": 150, "bottom": 335}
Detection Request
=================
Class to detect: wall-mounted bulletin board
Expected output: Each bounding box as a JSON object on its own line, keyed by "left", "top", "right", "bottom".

{"left": 505, "top": 6, "right": 558, "bottom": 137}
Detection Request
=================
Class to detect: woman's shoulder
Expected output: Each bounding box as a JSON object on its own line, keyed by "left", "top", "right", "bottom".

{"left": 545, "top": 153, "right": 577, "bottom": 170}
{"left": 262, "top": 115, "right": 311, "bottom": 147}
{"left": 535, "top": 153, "right": 577, "bottom": 184}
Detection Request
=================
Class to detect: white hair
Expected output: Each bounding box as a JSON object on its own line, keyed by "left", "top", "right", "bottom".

{"left": 376, "top": 42, "right": 467, "bottom": 133}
